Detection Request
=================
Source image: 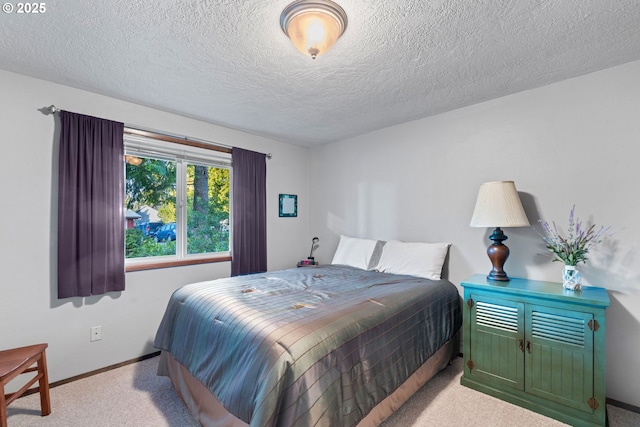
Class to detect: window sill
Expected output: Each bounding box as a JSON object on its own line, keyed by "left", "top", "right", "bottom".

{"left": 125, "top": 255, "right": 231, "bottom": 272}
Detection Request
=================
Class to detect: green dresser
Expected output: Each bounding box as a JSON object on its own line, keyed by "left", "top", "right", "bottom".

{"left": 460, "top": 274, "right": 610, "bottom": 427}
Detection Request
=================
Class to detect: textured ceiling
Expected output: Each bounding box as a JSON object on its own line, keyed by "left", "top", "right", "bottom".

{"left": 2, "top": 1, "right": 640, "bottom": 147}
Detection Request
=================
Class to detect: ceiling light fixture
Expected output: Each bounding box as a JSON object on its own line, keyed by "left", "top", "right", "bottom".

{"left": 280, "top": 0, "right": 348, "bottom": 59}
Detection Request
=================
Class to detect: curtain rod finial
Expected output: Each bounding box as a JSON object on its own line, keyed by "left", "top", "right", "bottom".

{"left": 39, "top": 105, "right": 59, "bottom": 115}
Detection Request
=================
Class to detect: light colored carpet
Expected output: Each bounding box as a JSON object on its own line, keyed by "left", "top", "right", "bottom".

{"left": 7, "top": 356, "right": 639, "bottom": 426}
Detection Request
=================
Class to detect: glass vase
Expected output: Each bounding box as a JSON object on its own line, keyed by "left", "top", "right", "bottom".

{"left": 562, "top": 265, "right": 582, "bottom": 290}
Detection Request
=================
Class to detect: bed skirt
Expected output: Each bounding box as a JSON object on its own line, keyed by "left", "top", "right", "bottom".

{"left": 158, "top": 331, "right": 460, "bottom": 427}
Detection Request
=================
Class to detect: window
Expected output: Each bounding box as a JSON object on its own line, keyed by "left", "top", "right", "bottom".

{"left": 123, "top": 133, "right": 231, "bottom": 269}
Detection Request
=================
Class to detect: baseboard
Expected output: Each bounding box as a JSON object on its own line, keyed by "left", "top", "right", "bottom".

{"left": 606, "top": 397, "right": 640, "bottom": 414}
{"left": 18, "top": 351, "right": 161, "bottom": 398}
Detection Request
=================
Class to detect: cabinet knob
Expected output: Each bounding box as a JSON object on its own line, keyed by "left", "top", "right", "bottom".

{"left": 519, "top": 339, "right": 524, "bottom": 352}
{"left": 526, "top": 341, "right": 531, "bottom": 353}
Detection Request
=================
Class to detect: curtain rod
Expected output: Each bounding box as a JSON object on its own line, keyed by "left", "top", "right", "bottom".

{"left": 46, "top": 105, "right": 272, "bottom": 159}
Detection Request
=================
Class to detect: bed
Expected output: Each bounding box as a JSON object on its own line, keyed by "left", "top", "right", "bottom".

{"left": 154, "top": 238, "right": 462, "bottom": 427}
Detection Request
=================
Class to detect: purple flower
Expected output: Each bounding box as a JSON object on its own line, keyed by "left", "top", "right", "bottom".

{"left": 538, "top": 206, "right": 615, "bottom": 266}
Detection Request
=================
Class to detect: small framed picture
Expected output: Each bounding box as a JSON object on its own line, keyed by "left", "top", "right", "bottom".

{"left": 279, "top": 194, "right": 297, "bottom": 217}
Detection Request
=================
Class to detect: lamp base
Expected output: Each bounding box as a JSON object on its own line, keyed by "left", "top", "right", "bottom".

{"left": 487, "top": 268, "right": 509, "bottom": 282}
{"left": 486, "top": 227, "right": 510, "bottom": 282}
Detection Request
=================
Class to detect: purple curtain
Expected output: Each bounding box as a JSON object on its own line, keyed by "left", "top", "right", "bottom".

{"left": 57, "top": 111, "right": 125, "bottom": 298}
{"left": 231, "top": 148, "right": 267, "bottom": 276}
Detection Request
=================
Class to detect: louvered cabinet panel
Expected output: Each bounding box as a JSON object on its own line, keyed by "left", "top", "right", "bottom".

{"left": 460, "top": 275, "right": 609, "bottom": 427}
{"left": 469, "top": 298, "right": 524, "bottom": 390}
{"left": 526, "top": 305, "right": 594, "bottom": 413}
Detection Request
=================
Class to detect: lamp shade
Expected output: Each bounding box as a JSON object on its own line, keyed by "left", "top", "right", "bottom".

{"left": 281, "top": 0, "right": 348, "bottom": 59}
{"left": 470, "top": 181, "right": 529, "bottom": 228}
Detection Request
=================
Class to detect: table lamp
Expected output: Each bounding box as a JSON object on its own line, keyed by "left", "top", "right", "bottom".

{"left": 308, "top": 236, "right": 319, "bottom": 261}
{"left": 470, "top": 181, "right": 529, "bottom": 281}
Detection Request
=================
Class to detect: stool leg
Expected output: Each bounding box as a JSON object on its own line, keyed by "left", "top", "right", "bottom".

{"left": 1, "top": 383, "right": 7, "bottom": 427}
{"left": 37, "top": 350, "right": 51, "bottom": 416}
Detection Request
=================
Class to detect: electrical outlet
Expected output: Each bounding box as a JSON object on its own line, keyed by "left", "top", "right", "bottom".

{"left": 90, "top": 326, "right": 102, "bottom": 342}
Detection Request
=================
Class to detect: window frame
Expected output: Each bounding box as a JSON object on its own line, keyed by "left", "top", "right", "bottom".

{"left": 123, "top": 129, "right": 233, "bottom": 272}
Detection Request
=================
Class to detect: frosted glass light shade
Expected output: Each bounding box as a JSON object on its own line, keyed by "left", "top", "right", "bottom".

{"left": 470, "top": 181, "right": 530, "bottom": 227}
{"left": 281, "top": 0, "right": 347, "bottom": 59}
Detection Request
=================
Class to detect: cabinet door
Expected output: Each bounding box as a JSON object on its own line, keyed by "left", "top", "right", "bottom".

{"left": 525, "top": 304, "right": 594, "bottom": 413}
{"left": 468, "top": 294, "right": 525, "bottom": 390}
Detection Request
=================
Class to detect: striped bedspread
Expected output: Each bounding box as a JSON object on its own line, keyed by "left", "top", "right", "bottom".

{"left": 154, "top": 265, "right": 461, "bottom": 427}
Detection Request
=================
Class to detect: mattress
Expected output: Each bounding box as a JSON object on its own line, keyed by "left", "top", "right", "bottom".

{"left": 154, "top": 265, "right": 462, "bottom": 426}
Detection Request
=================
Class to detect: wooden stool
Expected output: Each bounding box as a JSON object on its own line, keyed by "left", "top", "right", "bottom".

{"left": 0, "top": 344, "right": 51, "bottom": 427}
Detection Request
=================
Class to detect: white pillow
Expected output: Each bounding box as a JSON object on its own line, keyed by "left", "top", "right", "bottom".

{"left": 331, "top": 235, "right": 379, "bottom": 270}
{"left": 375, "top": 240, "right": 451, "bottom": 280}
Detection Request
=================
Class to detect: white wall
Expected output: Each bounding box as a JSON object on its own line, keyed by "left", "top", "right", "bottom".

{"left": 0, "top": 69, "right": 312, "bottom": 388}
{"left": 310, "top": 60, "right": 640, "bottom": 407}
